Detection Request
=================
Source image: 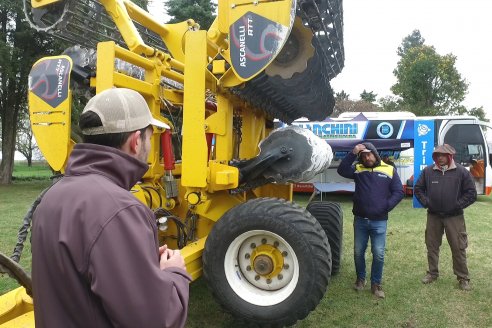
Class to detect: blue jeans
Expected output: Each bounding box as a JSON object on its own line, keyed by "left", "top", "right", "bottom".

{"left": 354, "top": 216, "right": 388, "bottom": 285}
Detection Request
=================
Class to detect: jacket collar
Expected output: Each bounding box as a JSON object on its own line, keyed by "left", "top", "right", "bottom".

{"left": 432, "top": 158, "right": 457, "bottom": 172}
{"left": 64, "top": 143, "right": 149, "bottom": 190}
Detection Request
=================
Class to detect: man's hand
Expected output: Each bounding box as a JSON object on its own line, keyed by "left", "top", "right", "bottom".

{"left": 159, "top": 245, "right": 187, "bottom": 271}
{"left": 353, "top": 144, "right": 366, "bottom": 155}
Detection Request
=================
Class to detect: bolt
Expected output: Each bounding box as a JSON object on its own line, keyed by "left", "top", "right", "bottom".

{"left": 283, "top": 264, "right": 289, "bottom": 269}
{"left": 231, "top": 3, "right": 236, "bottom": 8}
{"left": 250, "top": 243, "right": 256, "bottom": 249}
{"left": 282, "top": 251, "right": 288, "bottom": 257}
{"left": 261, "top": 238, "right": 267, "bottom": 244}
{"left": 278, "top": 274, "right": 283, "bottom": 280}
{"left": 273, "top": 241, "right": 279, "bottom": 248}
{"left": 280, "top": 146, "right": 288, "bottom": 154}
{"left": 246, "top": 265, "right": 251, "bottom": 271}
{"left": 255, "top": 275, "right": 260, "bottom": 281}
{"left": 245, "top": 253, "right": 250, "bottom": 259}
{"left": 266, "top": 278, "right": 272, "bottom": 284}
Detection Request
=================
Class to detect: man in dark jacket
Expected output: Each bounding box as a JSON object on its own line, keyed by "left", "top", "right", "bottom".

{"left": 32, "top": 88, "right": 191, "bottom": 327}
{"left": 414, "top": 144, "right": 476, "bottom": 291}
{"left": 337, "top": 142, "right": 404, "bottom": 298}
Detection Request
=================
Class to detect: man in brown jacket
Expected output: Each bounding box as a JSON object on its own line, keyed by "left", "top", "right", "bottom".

{"left": 414, "top": 144, "right": 477, "bottom": 291}
{"left": 32, "top": 88, "right": 191, "bottom": 327}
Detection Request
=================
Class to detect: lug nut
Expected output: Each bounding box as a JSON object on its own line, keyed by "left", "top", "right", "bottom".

{"left": 266, "top": 278, "right": 272, "bottom": 284}
{"left": 255, "top": 275, "right": 260, "bottom": 281}
{"left": 278, "top": 274, "right": 283, "bottom": 280}
{"left": 245, "top": 253, "right": 250, "bottom": 259}
{"left": 273, "top": 241, "right": 279, "bottom": 247}
{"left": 282, "top": 251, "right": 288, "bottom": 257}
{"left": 250, "top": 243, "right": 256, "bottom": 249}
{"left": 246, "top": 265, "right": 251, "bottom": 271}
{"left": 283, "top": 264, "right": 289, "bottom": 269}
{"left": 261, "top": 238, "right": 267, "bottom": 244}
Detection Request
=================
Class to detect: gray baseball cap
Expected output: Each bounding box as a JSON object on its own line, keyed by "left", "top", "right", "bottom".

{"left": 81, "top": 88, "right": 169, "bottom": 135}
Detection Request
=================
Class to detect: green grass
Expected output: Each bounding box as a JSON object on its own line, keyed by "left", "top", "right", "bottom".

{"left": 0, "top": 180, "right": 51, "bottom": 294}
{"left": 1, "top": 181, "right": 491, "bottom": 327}
{"left": 12, "top": 162, "right": 53, "bottom": 180}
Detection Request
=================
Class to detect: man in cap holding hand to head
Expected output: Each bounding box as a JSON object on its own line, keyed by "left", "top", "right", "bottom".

{"left": 337, "top": 142, "right": 404, "bottom": 298}
{"left": 32, "top": 88, "right": 191, "bottom": 328}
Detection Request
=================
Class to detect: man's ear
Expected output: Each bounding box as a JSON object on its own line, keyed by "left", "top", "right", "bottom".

{"left": 123, "top": 130, "right": 142, "bottom": 155}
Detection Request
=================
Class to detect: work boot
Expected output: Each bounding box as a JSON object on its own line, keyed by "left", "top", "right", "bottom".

{"left": 371, "top": 284, "right": 385, "bottom": 299}
{"left": 458, "top": 279, "right": 471, "bottom": 291}
{"left": 421, "top": 273, "right": 438, "bottom": 284}
{"left": 353, "top": 278, "right": 366, "bottom": 291}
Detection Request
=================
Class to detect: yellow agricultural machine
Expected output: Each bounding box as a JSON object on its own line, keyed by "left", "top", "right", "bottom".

{"left": 0, "top": 0, "right": 344, "bottom": 326}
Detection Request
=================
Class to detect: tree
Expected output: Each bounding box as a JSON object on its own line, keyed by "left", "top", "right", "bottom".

{"left": 0, "top": 1, "right": 61, "bottom": 184}
{"left": 330, "top": 91, "right": 380, "bottom": 117}
{"left": 378, "top": 95, "right": 402, "bottom": 112}
{"left": 360, "top": 90, "right": 377, "bottom": 103}
{"left": 335, "top": 90, "right": 349, "bottom": 101}
{"left": 468, "top": 106, "right": 489, "bottom": 122}
{"left": 133, "top": 0, "right": 149, "bottom": 9}
{"left": 391, "top": 44, "right": 468, "bottom": 116}
{"left": 397, "top": 29, "right": 425, "bottom": 57}
{"left": 164, "top": 0, "right": 216, "bottom": 30}
{"left": 391, "top": 31, "right": 486, "bottom": 119}
{"left": 16, "top": 114, "right": 40, "bottom": 167}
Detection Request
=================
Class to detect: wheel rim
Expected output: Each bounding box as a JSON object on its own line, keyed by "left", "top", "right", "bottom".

{"left": 224, "top": 230, "right": 299, "bottom": 306}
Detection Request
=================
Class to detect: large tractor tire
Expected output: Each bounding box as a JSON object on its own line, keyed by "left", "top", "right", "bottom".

{"left": 202, "top": 198, "right": 331, "bottom": 327}
{"left": 306, "top": 201, "right": 343, "bottom": 275}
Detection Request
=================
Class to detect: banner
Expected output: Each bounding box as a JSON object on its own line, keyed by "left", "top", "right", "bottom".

{"left": 413, "top": 120, "right": 435, "bottom": 208}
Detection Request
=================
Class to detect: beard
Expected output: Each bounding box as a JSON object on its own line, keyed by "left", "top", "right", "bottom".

{"left": 362, "top": 159, "right": 377, "bottom": 168}
{"left": 137, "top": 141, "right": 150, "bottom": 163}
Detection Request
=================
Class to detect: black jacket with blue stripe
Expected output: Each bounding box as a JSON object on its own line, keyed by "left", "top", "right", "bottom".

{"left": 337, "top": 145, "right": 404, "bottom": 220}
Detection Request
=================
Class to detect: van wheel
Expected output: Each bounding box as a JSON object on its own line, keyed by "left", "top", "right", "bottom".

{"left": 203, "top": 198, "right": 331, "bottom": 327}
{"left": 306, "top": 201, "right": 343, "bottom": 275}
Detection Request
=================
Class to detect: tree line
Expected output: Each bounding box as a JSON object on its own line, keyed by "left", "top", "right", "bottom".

{"left": 0, "top": 3, "right": 487, "bottom": 184}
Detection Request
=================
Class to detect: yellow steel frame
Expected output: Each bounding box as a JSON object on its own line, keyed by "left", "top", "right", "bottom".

{"left": 26, "top": 0, "right": 296, "bottom": 270}
{"left": 4, "top": 0, "right": 297, "bottom": 325}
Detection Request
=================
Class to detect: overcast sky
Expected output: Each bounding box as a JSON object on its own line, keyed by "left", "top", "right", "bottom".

{"left": 330, "top": 0, "right": 492, "bottom": 121}
{"left": 148, "top": 0, "right": 492, "bottom": 120}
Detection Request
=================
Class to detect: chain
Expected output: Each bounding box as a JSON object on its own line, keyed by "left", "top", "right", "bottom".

{"left": 233, "top": 111, "right": 243, "bottom": 158}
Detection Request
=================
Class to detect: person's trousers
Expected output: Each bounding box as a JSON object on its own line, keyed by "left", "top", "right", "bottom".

{"left": 425, "top": 212, "right": 469, "bottom": 280}
{"left": 354, "top": 216, "right": 387, "bottom": 285}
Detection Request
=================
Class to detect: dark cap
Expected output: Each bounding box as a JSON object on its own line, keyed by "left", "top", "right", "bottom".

{"left": 433, "top": 144, "right": 456, "bottom": 155}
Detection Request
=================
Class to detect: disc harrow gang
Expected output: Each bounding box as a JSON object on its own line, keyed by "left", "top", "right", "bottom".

{"left": 23, "top": 0, "right": 167, "bottom": 51}
{"left": 24, "top": 0, "right": 344, "bottom": 123}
